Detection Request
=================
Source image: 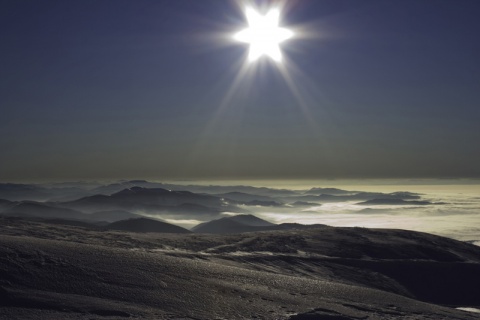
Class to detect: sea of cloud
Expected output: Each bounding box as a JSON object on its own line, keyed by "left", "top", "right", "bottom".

{"left": 245, "top": 184, "right": 480, "bottom": 245}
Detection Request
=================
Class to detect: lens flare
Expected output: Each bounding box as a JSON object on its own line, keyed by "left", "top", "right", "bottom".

{"left": 234, "top": 6, "right": 294, "bottom": 62}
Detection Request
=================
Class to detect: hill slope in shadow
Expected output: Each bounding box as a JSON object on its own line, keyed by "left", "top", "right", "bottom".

{"left": 107, "top": 217, "right": 191, "bottom": 233}
{"left": 192, "top": 214, "right": 325, "bottom": 234}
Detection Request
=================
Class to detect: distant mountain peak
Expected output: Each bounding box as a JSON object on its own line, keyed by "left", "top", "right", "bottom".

{"left": 113, "top": 187, "right": 170, "bottom": 196}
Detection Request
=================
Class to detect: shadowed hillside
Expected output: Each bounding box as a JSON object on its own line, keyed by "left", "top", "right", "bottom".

{"left": 107, "top": 217, "right": 191, "bottom": 233}
{"left": 193, "top": 214, "right": 325, "bottom": 234}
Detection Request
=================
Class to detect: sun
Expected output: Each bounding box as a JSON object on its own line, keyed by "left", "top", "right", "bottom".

{"left": 234, "top": 6, "right": 294, "bottom": 63}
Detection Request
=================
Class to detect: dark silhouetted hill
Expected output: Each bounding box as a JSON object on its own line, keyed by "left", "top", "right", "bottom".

{"left": 192, "top": 215, "right": 324, "bottom": 234}
{"left": 192, "top": 214, "right": 274, "bottom": 233}
{"left": 88, "top": 210, "right": 142, "bottom": 222}
{"left": 109, "top": 187, "right": 223, "bottom": 207}
{"left": 62, "top": 187, "right": 234, "bottom": 218}
{"left": 91, "top": 181, "right": 168, "bottom": 195}
{"left": 228, "top": 214, "right": 275, "bottom": 227}
{"left": 107, "top": 217, "right": 191, "bottom": 233}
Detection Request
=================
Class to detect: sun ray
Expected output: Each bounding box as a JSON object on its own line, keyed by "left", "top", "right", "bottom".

{"left": 186, "top": 3, "right": 336, "bottom": 177}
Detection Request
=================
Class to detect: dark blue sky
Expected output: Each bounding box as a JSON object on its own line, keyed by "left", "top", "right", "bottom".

{"left": 1, "top": 0, "right": 479, "bottom": 181}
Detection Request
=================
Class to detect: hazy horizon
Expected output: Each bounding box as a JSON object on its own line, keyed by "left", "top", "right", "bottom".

{"left": 3, "top": 177, "right": 480, "bottom": 192}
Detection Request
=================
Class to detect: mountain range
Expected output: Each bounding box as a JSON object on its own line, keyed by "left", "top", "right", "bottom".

{"left": 0, "top": 181, "right": 436, "bottom": 233}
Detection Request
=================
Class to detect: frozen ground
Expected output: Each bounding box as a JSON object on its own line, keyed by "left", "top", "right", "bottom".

{"left": 1, "top": 218, "right": 480, "bottom": 319}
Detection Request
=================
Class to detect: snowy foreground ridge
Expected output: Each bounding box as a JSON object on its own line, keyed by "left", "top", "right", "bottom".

{"left": 1, "top": 216, "right": 480, "bottom": 319}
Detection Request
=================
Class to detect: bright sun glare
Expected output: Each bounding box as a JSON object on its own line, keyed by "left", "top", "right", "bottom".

{"left": 234, "top": 6, "right": 294, "bottom": 63}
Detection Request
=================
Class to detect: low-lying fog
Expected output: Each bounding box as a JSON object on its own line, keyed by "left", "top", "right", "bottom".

{"left": 166, "top": 180, "right": 480, "bottom": 244}
{"left": 246, "top": 183, "right": 480, "bottom": 245}
{"left": 1, "top": 179, "right": 479, "bottom": 245}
